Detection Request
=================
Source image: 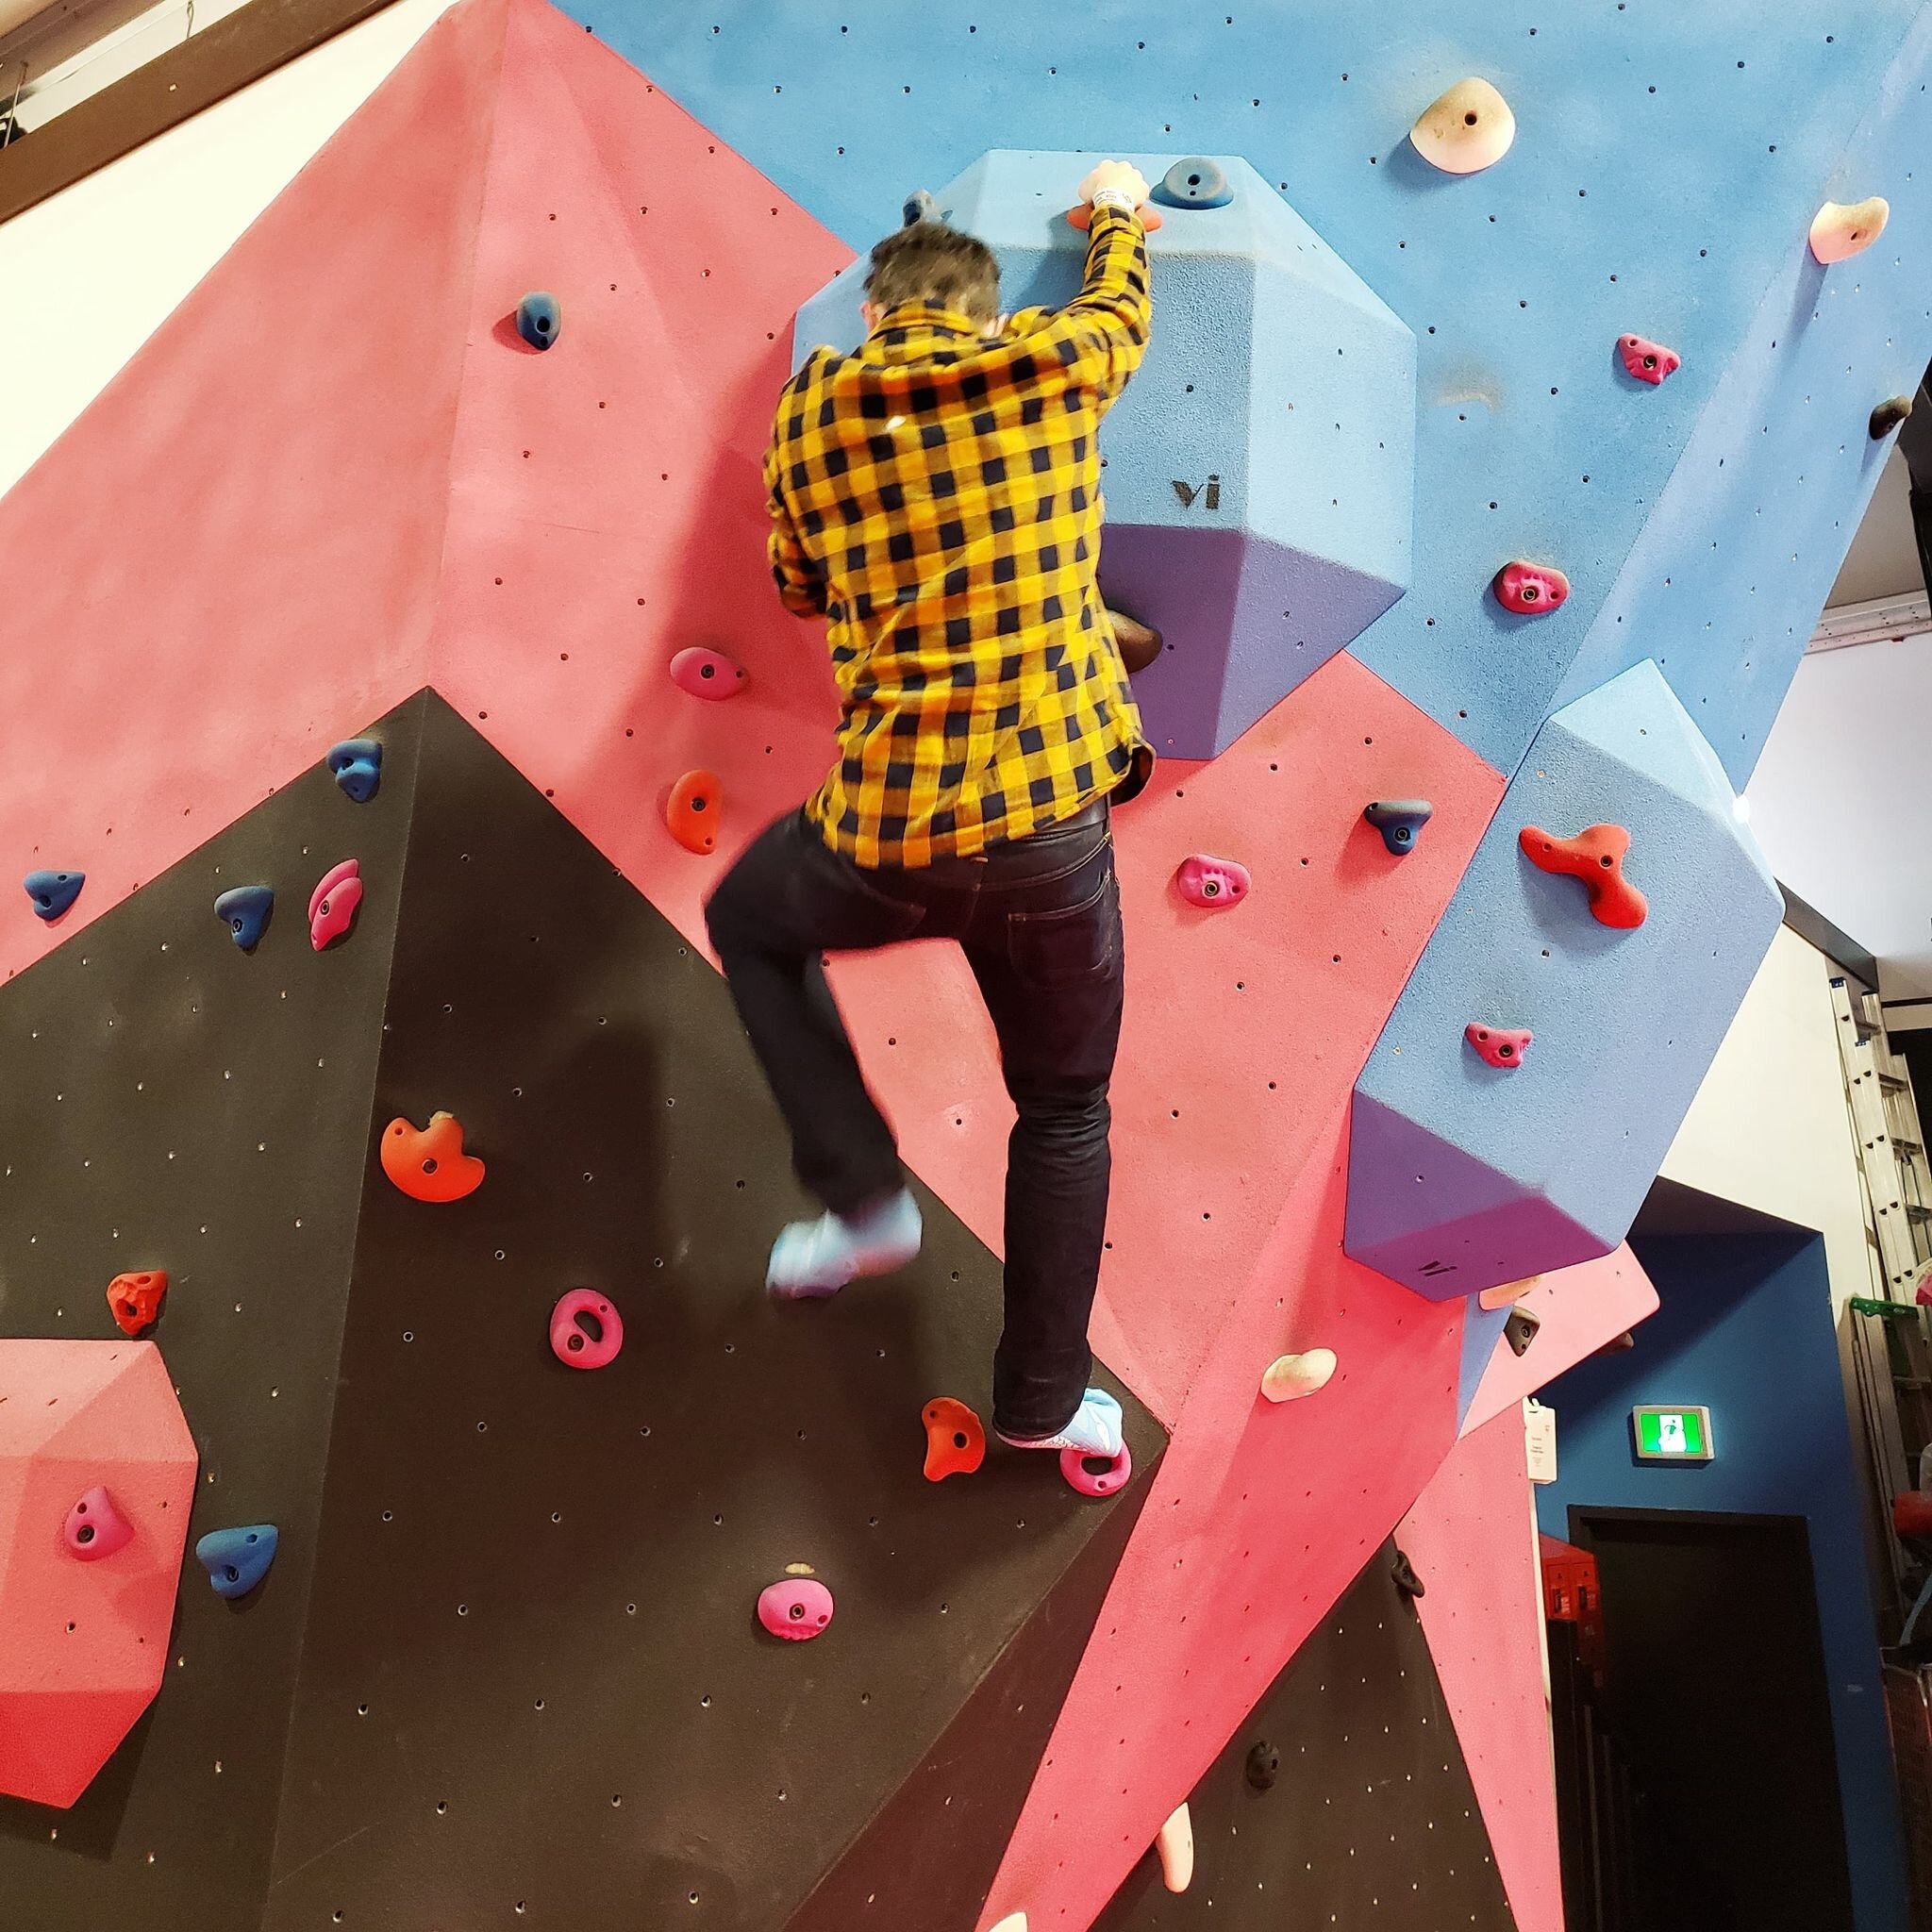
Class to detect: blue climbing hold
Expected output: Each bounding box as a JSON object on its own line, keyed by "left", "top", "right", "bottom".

{"left": 214, "top": 885, "right": 275, "bottom": 952}
{"left": 1362, "top": 800, "right": 1434, "bottom": 856}
{"left": 325, "top": 738, "right": 382, "bottom": 804}
{"left": 23, "top": 870, "right": 84, "bottom": 920}
{"left": 516, "top": 291, "right": 561, "bottom": 350}
{"left": 195, "top": 1524, "right": 279, "bottom": 1599}
{"left": 1155, "top": 157, "right": 1233, "bottom": 208}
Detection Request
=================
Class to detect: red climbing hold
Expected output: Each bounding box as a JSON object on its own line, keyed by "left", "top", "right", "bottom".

{"left": 668, "top": 771, "right": 722, "bottom": 854}
{"left": 63, "top": 1486, "right": 134, "bottom": 1561}
{"left": 549, "top": 1289, "right": 624, "bottom": 1369}
{"left": 1174, "top": 854, "right": 1250, "bottom": 909}
{"left": 105, "top": 1270, "right": 167, "bottom": 1337}
{"left": 922, "top": 1396, "right": 987, "bottom": 1481}
{"left": 308, "top": 858, "right": 362, "bottom": 950}
{"left": 1060, "top": 1440, "right": 1133, "bottom": 1499}
{"left": 1518, "top": 823, "right": 1648, "bottom": 929}
{"left": 1492, "top": 560, "right": 1570, "bottom": 616}
{"left": 1464, "top": 1023, "right": 1532, "bottom": 1069}
{"left": 1617, "top": 334, "right": 1680, "bottom": 384}
{"left": 758, "top": 1576, "right": 834, "bottom": 1641}
{"left": 380, "top": 1111, "right": 487, "bottom": 1203}
{"left": 669, "top": 647, "right": 747, "bottom": 700}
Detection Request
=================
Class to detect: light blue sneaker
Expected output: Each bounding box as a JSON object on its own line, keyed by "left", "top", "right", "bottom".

{"left": 996, "top": 1388, "right": 1123, "bottom": 1459}
{"left": 766, "top": 1189, "right": 924, "bottom": 1300}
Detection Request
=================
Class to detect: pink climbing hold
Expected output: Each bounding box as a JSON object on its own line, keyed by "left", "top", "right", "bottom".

{"left": 62, "top": 1486, "right": 134, "bottom": 1561}
{"left": 549, "top": 1289, "right": 624, "bottom": 1370}
{"left": 758, "top": 1576, "right": 834, "bottom": 1641}
{"left": 1174, "top": 854, "right": 1250, "bottom": 909}
{"left": 669, "top": 646, "right": 747, "bottom": 701}
{"left": 1617, "top": 334, "right": 1680, "bottom": 384}
{"left": 308, "top": 858, "right": 362, "bottom": 950}
{"left": 1492, "top": 560, "right": 1570, "bottom": 616}
{"left": 1464, "top": 1023, "right": 1532, "bottom": 1069}
{"left": 1060, "top": 1440, "right": 1133, "bottom": 1499}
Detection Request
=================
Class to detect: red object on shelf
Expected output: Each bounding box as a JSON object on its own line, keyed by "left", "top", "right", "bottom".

{"left": 1895, "top": 1491, "right": 1932, "bottom": 1540}
{"left": 1540, "top": 1533, "right": 1606, "bottom": 1684}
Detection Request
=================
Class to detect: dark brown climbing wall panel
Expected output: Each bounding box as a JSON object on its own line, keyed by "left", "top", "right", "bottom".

{"left": 260, "top": 692, "right": 1163, "bottom": 1931}
{"left": 0, "top": 690, "right": 1160, "bottom": 1930}
{"left": 0, "top": 715, "right": 418, "bottom": 1927}
{"left": 1092, "top": 1541, "right": 1516, "bottom": 1930}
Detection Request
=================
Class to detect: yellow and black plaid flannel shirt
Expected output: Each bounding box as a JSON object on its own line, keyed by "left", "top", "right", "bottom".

{"left": 765, "top": 202, "right": 1156, "bottom": 869}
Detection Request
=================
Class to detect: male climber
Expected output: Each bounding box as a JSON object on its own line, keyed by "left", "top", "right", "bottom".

{"left": 705, "top": 159, "right": 1155, "bottom": 1464}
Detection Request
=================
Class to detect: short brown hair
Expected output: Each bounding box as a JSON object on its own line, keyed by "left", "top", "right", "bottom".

{"left": 865, "top": 225, "right": 1000, "bottom": 325}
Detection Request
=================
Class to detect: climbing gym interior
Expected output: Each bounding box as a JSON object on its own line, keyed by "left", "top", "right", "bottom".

{"left": 6, "top": 2, "right": 1932, "bottom": 1928}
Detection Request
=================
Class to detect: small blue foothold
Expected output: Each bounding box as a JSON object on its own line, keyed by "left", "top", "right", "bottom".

{"left": 325, "top": 739, "right": 382, "bottom": 804}
{"left": 24, "top": 870, "right": 84, "bottom": 920}
{"left": 516, "top": 291, "right": 561, "bottom": 350}
{"left": 214, "top": 885, "right": 275, "bottom": 952}
{"left": 195, "top": 1524, "right": 278, "bottom": 1599}
{"left": 1155, "top": 157, "right": 1233, "bottom": 208}
{"left": 1362, "top": 800, "right": 1435, "bottom": 857}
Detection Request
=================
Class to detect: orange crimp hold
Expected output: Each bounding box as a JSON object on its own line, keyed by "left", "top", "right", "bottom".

{"left": 106, "top": 1270, "right": 168, "bottom": 1337}
{"left": 380, "top": 1111, "right": 486, "bottom": 1203}
{"left": 922, "top": 1396, "right": 988, "bottom": 1481}
{"left": 1518, "top": 822, "right": 1648, "bottom": 929}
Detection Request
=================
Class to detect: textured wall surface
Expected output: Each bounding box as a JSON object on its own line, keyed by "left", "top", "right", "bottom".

{"left": 1, "top": 0, "right": 1927, "bottom": 1925}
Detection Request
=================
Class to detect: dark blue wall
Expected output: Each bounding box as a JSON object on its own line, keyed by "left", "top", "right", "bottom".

{"left": 1536, "top": 1230, "right": 1905, "bottom": 1932}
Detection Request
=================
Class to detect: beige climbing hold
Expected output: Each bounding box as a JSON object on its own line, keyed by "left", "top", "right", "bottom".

{"left": 989, "top": 1917, "right": 1028, "bottom": 1932}
{"left": 1260, "top": 1348, "right": 1338, "bottom": 1403}
{"left": 1477, "top": 1275, "right": 1541, "bottom": 1311}
{"left": 1410, "top": 77, "right": 1516, "bottom": 175}
{"left": 1808, "top": 196, "right": 1890, "bottom": 264}
{"left": 1156, "top": 1801, "right": 1194, "bottom": 1892}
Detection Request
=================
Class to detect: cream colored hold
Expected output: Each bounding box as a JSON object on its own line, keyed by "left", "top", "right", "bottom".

{"left": 1156, "top": 1802, "right": 1195, "bottom": 1892}
{"left": 988, "top": 1917, "right": 1028, "bottom": 1932}
{"left": 1477, "top": 1274, "right": 1541, "bottom": 1310}
{"left": 1410, "top": 77, "right": 1516, "bottom": 175}
{"left": 1260, "top": 1347, "right": 1338, "bottom": 1403}
{"left": 1808, "top": 195, "right": 1890, "bottom": 263}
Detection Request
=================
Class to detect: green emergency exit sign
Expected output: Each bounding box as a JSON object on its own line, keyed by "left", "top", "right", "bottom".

{"left": 1632, "top": 1404, "right": 1714, "bottom": 1462}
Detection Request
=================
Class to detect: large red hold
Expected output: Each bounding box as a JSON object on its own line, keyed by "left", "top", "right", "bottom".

{"left": 0, "top": 1340, "right": 198, "bottom": 1807}
{"left": 1518, "top": 822, "right": 1648, "bottom": 928}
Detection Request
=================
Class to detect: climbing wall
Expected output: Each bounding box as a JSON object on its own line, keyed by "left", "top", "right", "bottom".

{"left": 0, "top": 691, "right": 1162, "bottom": 1930}
{"left": 1, "top": 0, "right": 1928, "bottom": 1927}
{"left": 1089, "top": 1540, "right": 1515, "bottom": 1928}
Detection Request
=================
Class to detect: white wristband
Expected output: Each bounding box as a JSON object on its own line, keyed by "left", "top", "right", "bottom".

{"left": 1090, "top": 187, "right": 1140, "bottom": 214}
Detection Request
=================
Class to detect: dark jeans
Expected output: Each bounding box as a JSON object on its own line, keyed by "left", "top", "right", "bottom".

{"left": 705, "top": 803, "right": 1124, "bottom": 1439}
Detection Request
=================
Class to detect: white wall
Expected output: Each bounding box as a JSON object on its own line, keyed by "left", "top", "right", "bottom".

{"left": 1661, "top": 924, "right": 1876, "bottom": 1310}
{"left": 1751, "top": 630, "right": 1932, "bottom": 1001}
{"left": 0, "top": 0, "right": 450, "bottom": 498}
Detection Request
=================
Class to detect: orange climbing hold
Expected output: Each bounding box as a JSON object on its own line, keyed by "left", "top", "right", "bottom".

{"left": 1518, "top": 822, "right": 1648, "bottom": 928}
{"left": 380, "top": 1111, "right": 486, "bottom": 1203}
{"left": 105, "top": 1270, "right": 168, "bottom": 1337}
{"left": 1065, "top": 201, "right": 1163, "bottom": 233}
{"left": 668, "top": 770, "right": 722, "bottom": 854}
{"left": 922, "top": 1396, "right": 987, "bottom": 1481}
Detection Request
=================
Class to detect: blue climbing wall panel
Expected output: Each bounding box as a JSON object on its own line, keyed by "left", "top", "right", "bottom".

{"left": 566, "top": 0, "right": 1932, "bottom": 783}
{"left": 794, "top": 150, "right": 1416, "bottom": 758}
{"left": 1346, "top": 660, "right": 1783, "bottom": 1300}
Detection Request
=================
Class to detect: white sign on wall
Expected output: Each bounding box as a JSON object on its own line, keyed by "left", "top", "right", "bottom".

{"left": 1525, "top": 1399, "right": 1557, "bottom": 1484}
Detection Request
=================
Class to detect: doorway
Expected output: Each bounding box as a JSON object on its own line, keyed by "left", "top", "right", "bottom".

{"left": 1565, "top": 1506, "right": 1856, "bottom": 1932}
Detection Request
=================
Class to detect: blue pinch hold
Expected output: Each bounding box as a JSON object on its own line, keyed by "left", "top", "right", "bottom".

{"left": 516, "top": 291, "right": 561, "bottom": 350}
{"left": 1155, "top": 157, "right": 1233, "bottom": 208}
{"left": 195, "top": 1524, "right": 279, "bottom": 1599}
{"left": 214, "top": 885, "right": 275, "bottom": 952}
{"left": 1362, "top": 799, "right": 1434, "bottom": 856}
{"left": 325, "top": 738, "right": 382, "bottom": 804}
{"left": 24, "top": 869, "right": 84, "bottom": 920}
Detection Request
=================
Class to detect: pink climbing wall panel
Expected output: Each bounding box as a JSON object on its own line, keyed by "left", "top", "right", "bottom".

{"left": 0, "top": 1341, "right": 197, "bottom": 1807}
{"left": 1397, "top": 1406, "right": 1562, "bottom": 1932}
{"left": 1462, "top": 1243, "right": 1660, "bottom": 1436}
